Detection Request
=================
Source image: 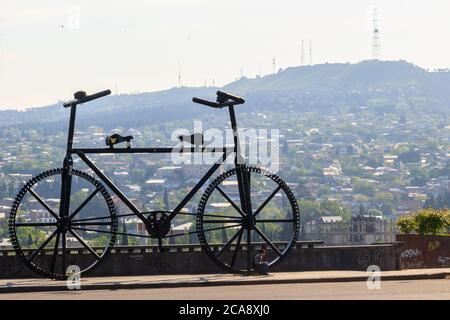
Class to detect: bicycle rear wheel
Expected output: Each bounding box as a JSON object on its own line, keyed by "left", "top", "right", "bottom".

{"left": 197, "top": 166, "right": 300, "bottom": 274}
{"left": 9, "top": 168, "right": 118, "bottom": 280}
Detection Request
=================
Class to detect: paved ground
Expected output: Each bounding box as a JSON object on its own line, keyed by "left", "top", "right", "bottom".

{"left": 1, "top": 278, "right": 450, "bottom": 300}
{"left": 1, "top": 269, "right": 449, "bottom": 293}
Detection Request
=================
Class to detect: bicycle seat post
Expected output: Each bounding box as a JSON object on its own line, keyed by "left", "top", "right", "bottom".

{"left": 66, "top": 103, "right": 78, "bottom": 154}
{"left": 227, "top": 104, "right": 244, "bottom": 165}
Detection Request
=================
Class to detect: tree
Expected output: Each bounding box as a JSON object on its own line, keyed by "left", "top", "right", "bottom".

{"left": 374, "top": 192, "right": 394, "bottom": 204}
{"left": 380, "top": 203, "right": 394, "bottom": 216}
{"left": 163, "top": 188, "right": 170, "bottom": 211}
{"left": 27, "top": 234, "right": 33, "bottom": 247}
{"left": 354, "top": 194, "right": 370, "bottom": 203}
{"left": 423, "top": 194, "right": 436, "bottom": 209}
{"left": 71, "top": 189, "right": 106, "bottom": 220}
{"left": 436, "top": 194, "right": 443, "bottom": 208}
{"left": 221, "top": 225, "right": 228, "bottom": 243}
{"left": 414, "top": 209, "right": 449, "bottom": 235}
{"left": 189, "top": 229, "right": 197, "bottom": 244}
{"left": 397, "top": 215, "right": 416, "bottom": 234}
{"left": 359, "top": 203, "right": 365, "bottom": 216}
{"left": 366, "top": 155, "right": 383, "bottom": 168}
{"left": 411, "top": 173, "right": 428, "bottom": 187}
{"left": 297, "top": 200, "right": 321, "bottom": 225}
{"left": 121, "top": 221, "right": 128, "bottom": 246}
{"left": 353, "top": 181, "right": 376, "bottom": 197}
{"left": 397, "top": 209, "right": 450, "bottom": 235}
{"left": 168, "top": 228, "right": 175, "bottom": 244}
{"left": 398, "top": 149, "right": 421, "bottom": 164}
{"left": 320, "top": 200, "right": 351, "bottom": 221}
{"left": 0, "top": 182, "right": 6, "bottom": 197}
{"left": 366, "top": 209, "right": 383, "bottom": 216}
{"left": 317, "top": 185, "right": 331, "bottom": 197}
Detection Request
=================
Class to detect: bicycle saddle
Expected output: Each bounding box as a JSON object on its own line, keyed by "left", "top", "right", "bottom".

{"left": 105, "top": 134, "right": 134, "bottom": 148}
{"left": 178, "top": 133, "right": 204, "bottom": 147}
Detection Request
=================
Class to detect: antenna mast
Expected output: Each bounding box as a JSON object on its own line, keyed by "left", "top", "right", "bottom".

{"left": 0, "top": 34, "right": 3, "bottom": 76}
{"left": 178, "top": 61, "right": 181, "bottom": 87}
{"left": 300, "top": 39, "right": 305, "bottom": 66}
{"left": 372, "top": 2, "right": 381, "bottom": 60}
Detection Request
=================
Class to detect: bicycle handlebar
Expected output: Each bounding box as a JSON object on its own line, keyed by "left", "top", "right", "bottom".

{"left": 192, "top": 91, "right": 245, "bottom": 109}
{"left": 192, "top": 97, "right": 222, "bottom": 108}
{"left": 63, "top": 89, "right": 111, "bottom": 108}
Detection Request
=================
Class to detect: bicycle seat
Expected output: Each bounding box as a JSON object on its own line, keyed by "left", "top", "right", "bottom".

{"left": 74, "top": 91, "right": 87, "bottom": 100}
{"left": 105, "top": 134, "right": 134, "bottom": 148}
{"left": 178, "top": 133, "right": 204, "bottom": 147}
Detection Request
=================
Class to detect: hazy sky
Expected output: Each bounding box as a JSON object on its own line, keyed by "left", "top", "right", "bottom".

{"left": 1, "top": 0, "right": 449, "bottom": 109}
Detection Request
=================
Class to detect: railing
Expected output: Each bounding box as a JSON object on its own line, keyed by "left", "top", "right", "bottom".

{"left": 0, "top": 240, "right": 324, "bottom": 256}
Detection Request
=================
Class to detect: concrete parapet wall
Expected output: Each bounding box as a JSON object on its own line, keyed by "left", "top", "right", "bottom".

{"left": 0, "top": 243, "right": 403, "bottom": 279}
{"left": 397, "top": 234, "right": 450, "bottom": 269}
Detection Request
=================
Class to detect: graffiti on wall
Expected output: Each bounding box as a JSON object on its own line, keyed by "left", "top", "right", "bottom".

{"left": 397, "top": 235, "right": 450, "bottom": 269}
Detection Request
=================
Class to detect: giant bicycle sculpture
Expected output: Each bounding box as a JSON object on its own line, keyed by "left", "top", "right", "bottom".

{"left": 9, "top": 90, "right": 300, "bottom": 279}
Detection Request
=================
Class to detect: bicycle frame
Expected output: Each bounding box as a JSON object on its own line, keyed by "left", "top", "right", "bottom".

{"left": 9, "top": 91, "right": 301, "bottom": 279}
{"left": 59, "top": 103, "right": 253, "bottom": 230}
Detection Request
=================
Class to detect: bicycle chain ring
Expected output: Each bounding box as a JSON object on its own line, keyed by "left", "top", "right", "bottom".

{"left": 145, "top": 211, "right": 171, "bottom": 238}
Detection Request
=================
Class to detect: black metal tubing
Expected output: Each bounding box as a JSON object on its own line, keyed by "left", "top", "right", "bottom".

{"left": 75, "top": 146, "right": 234, "bottom": 224}
{"left": 169, "top": 146, "right": 234, "bottom": 220}
{"left": 62, "top": 93, "right": 243, "bottom": 232}
{"left": 72, "top": 147, "right": 232, "bottom": 154}
{"left": 76, "top": 151, "right": 148, "bottom": 222}
{"left": 227, "top": 105, "right": 253, "bottom": 269}
{"left": 63, "top": 89, "right": 111, "bottom": 108}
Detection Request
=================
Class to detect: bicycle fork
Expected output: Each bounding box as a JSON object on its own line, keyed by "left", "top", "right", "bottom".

{"left": 58, "top": 104, "right": 77, "bottom": 274}
{"left": 229, "top": 105, "right": 254, "bottom": 270}
{"left": 58, "top": 155, "right": 73, "bottom": 275}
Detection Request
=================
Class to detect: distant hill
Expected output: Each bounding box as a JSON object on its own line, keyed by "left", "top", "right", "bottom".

{"left": 0, "top": 87, "right": 217, "bottom": 132}
{"left": 225, "top": 60, "right": 439, "bottom": 93}
{"left": 1, "top": 60, "right": 449, "bottom": 131}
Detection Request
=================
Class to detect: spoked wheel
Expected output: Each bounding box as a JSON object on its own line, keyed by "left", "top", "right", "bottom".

{"left": 197, "top": 166, "right": 300, "bottom": 274}
{"left": 9, "top": 168, "right": 118, "bottom": 280}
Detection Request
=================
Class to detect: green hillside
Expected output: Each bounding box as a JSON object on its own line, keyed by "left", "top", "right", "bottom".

{"left": 1, "top": 60, "right": 449, "bottom": 131}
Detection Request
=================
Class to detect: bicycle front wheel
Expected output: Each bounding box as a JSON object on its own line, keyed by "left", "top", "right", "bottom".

{"left": 9, "top": 168, "right": 118, "bottom": 280}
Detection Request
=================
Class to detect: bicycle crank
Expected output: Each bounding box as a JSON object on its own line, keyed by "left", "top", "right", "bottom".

{"left": 145, "top": 211, "right": 172, "bottom": 239}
